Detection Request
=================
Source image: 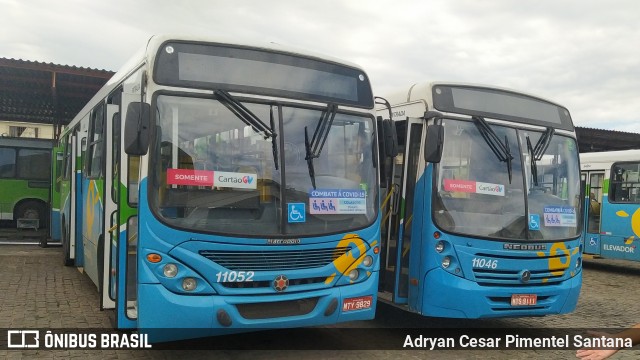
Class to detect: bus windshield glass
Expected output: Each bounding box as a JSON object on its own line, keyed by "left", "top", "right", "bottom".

{"left": 150, "top": 94, "right": 377, "bottom": 237}
{"left": 434, "top": 118, "right": 581, "bottom": 241}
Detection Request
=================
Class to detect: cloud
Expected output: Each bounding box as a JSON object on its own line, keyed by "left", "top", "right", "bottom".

{"left": 1, "top": 0, "right": 639, "bottom": 132}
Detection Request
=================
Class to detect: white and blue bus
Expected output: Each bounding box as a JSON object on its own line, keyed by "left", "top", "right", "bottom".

{"left": 581, "top": 150, "right": 640, "bottom": 261}
{"left": 56, "top": 35, "right": 386, "bottom": 341}
{"left": 377, "top": 82, "right": 583, "bottom": 318}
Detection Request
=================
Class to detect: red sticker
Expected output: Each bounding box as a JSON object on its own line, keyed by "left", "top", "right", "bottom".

{"left": 167, "top": 169, "right": 214, "bottom": 186}
{"left": 443, "top": 179, "right": 476, "bottom": 193}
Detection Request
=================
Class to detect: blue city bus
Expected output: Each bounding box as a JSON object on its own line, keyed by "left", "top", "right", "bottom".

{"left": 377, "top": 82, "right": 583, "bottom": 318}
{"left": 581, "top": 150, "right": 640, "bottom": 261}
{"left": 56, "top": 35, "right": 385, "bottom": 341}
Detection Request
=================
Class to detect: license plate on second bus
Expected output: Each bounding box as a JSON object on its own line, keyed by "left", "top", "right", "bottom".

{"left": 511, "top": 294, "right": 537, "bottom": 306}
{"left": 342, "top": 296, "right": 373, "bottom": 312}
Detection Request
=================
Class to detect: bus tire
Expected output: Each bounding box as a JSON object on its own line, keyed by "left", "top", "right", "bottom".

{"left": 62, "top": 221, "right": 73, "bottom": 266}
{"left": 15, "top": 200, "right": 47, "bottom": 229}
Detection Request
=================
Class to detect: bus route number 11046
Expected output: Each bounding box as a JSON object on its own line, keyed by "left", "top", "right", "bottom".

{"left": 472, "top": 258, "right": 498, "bottom": 269}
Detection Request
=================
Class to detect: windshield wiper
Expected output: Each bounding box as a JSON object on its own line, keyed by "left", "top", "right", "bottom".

{"left": 472, "top": 116, "right": 514, "bottom": 183}
{"left": 304, "top": 104, "right": 337, "bottom": 189}
{"left": 526, "top": 127, "right": 554, "bottom": 187}
{"left": 214, "top": 90, "right": 278, "bottom": 169}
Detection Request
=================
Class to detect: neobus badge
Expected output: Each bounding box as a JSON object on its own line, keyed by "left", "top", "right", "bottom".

{"left": 503, "top": 244, "right": 547, "bottom": 251}
{"left": 266, "top": 238, "right": 301, "bottom": 245}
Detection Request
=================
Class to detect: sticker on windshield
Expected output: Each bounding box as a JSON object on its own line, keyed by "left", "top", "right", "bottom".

{"left": 309, "top": 189, "right": 366, "bottom": 214}
{"left": 529, "top": 214, "right": 541, "bottom": 230}
{"left": 543, "top": 206, "right": 577, "bottom": 227}
{"left": 167, "top": 169, "right": 214, "bottom": 186}
{"left": 443, "top": 179, "right": 505, "bottom": 197}
{"left": 166, "top": 169, "right": 256, "bottom": 189}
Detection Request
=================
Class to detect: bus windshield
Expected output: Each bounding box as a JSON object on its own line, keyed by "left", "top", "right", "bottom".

{"left": 150, "top": 94, "right": 377, "bottom": 237}
{"left": 433, "top": 118, "right": 581, "bottom": 241}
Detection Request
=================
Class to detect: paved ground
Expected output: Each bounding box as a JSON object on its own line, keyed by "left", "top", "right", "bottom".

{"left": 1, "top": 244, "right": 639, "bottom": 359}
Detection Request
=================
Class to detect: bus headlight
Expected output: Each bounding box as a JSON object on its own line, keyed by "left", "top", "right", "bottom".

{"left": 363, "top": 255, "right": 373, "bottom": 267}
{"left": 182, "top": 277, "right": 197, "bottom": 291}
{"left": 435, "top": 241, "right": 445, "bottom": 253}
{"left": 442, "top": 256, "right": 451, "bottom": 269}
{"left": 576, "top": 257, "right": 581, "bottom": 268}
{"left": 163, "top": 263, "right": 178, "bottom": 278}
{"left": 348, "top": 269, "right": 359, "bottom": 281}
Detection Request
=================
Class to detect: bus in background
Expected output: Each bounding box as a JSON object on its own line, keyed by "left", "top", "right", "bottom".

{"left": 377, "top": 82, "right": 583, "bottom": 318}
{"left": 56, "top": 35, "right": 385, "bottom": 341}
{"left": 581, "top": 150, "right": 640, "bottom": 261}
{"left": 0, "top": 136, "right": 53, "bottom": 230}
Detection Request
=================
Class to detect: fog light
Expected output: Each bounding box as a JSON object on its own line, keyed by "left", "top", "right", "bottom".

{"left": 435, "top": 241, "right": 445, "bottom": 253}
{"left": 442, "top": 256, "right": 451, "bottom": 269}
{"left": 163, "top": 263, "right": 178, "bottom": 278}
{"left": 182, "top": 277, "right": 197, "bottom": 291}
{"left": 363, "top": 255, "right": 373, "bottom": 267}
{"left": 348, "top": 269, "right": 359, "bottom": 281}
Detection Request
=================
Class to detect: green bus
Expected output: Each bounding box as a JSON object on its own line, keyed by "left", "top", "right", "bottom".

{"left": 0, "top": 136, "right": 53, "bottom": 229}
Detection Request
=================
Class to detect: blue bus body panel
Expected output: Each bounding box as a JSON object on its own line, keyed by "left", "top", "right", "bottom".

{"left": 585, "top": 196, "right": 640, "bottom": 260}
{"left": 132, "top": 179, "right": 380, "bottom": 340}
{"left": 49, "top": 209, "right": 61, "bottom": 242}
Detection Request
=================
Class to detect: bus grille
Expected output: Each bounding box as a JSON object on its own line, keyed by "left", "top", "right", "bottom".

{"left": 473, "top": 268, "right": 566, "bottom": 287}
{"left": 471, "top": 252, "right": 572, "bottom": 287}
{"left": 199, "top": 247, "right": 349, "bottom": 271}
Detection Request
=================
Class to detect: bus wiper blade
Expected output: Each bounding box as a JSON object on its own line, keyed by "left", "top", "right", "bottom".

{"left": 304, "top": 126, "right": 316, "bottom": 189}
{"left": 214, "top": 90, "right": 278, "bottom": 168}
{"left": 309, "top": 104, "right": 337, "bottom": 159}
{"left": 270, "top": 106, "right": 279, "bottom": 170}
{"left": 215, "top": 90, "right": 274, "bottom": 137}
{"left": 504, "top": 135, "right": 513, "bottom": 183}
{"left": 526, "top": 136, "right": 539, "bottom": 186}
{"left": 304, "top": 104, "right": 337, "bottom": 189}
{"left": 533, "top": 127, "right": 554, "bottom": 160}
{"left": 527, "top": 127, "right": 554, "bottom": 187}
{"left": 472, "top": 116, "right": 514, "bottom": 183}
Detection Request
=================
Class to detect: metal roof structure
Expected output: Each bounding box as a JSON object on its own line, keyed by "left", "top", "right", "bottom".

{"left": 576, "top": 127, "right": 640, "bottom": 153}
{"left": 0, "top": 57, "right": 114, "bottom": 139}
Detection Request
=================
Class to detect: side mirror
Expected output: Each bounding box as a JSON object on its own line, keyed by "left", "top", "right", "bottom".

{"left": 424, "top": 124, "right": 444, "bottom": 163}
{"left": 124, "top": 102, "right": 151, "bottom": 156}
{"left": 381, "top": 119, "right": 399, "bottom": 158}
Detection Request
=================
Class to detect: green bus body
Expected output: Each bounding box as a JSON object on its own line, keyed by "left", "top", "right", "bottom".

{"left": 0, "top": 136, "right": 53, "bottom": 228}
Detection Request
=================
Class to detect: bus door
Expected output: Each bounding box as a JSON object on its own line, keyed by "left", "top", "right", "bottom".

{"left": 100, "top": 103, "right": 119, "bottom": 311}
{"left": 110, "top": 78, "right": 142, "bottom": 329}
{"left": 584, "top": 171, "right": 605, "bottom": 254}
{"left": 382, "top": 119, "right": 423, "bottom": 304}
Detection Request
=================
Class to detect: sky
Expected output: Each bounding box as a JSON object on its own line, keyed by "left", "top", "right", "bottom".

{"left": 2, "top": 0, "right": 639, "bottom": 133}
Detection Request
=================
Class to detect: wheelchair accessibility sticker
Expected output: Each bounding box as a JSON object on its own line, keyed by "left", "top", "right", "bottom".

{"left": 288, "top": 203, "right": 306, "bottom": 223}
{"left": 529, "top": 214, "right": 540, "bottom": 230}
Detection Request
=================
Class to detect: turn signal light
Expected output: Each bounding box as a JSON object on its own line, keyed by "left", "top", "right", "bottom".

{"left": 146, "top": 253, "right": 162, "bottom": 263}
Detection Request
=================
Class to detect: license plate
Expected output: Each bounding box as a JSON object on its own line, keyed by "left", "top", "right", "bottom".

{"left": 342, "top": 296, "right": 373, "bottom": 312}
{"left": 511, "top": 294, "right": 537, "bottom": 306}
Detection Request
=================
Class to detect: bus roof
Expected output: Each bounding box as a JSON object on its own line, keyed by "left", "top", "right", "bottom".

{"left": 62, "top": 34, "right": 368, "bottom": 137}
{"left": 580, "top": 149, "right": 640, "bottom": 170}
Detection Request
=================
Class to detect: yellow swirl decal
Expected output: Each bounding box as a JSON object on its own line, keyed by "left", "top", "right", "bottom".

{"left": 325, "top": 234, "right": 369, "bottom": 284}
